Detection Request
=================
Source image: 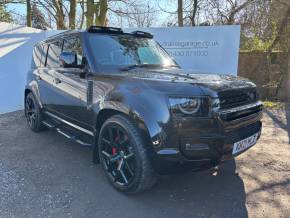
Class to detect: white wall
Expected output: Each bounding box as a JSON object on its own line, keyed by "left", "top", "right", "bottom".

{"left": 0, "top": 23, "right": 46, "bottom": 113}
{"left": 127, "top": 26, "right": 241, "bottom": 74}
{"left": 0, "top": 23, "right": 240, "bottom": 114}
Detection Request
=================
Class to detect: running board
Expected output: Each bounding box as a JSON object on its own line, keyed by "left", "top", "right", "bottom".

{"left": 56, "top": 127, "right": 93, "bottom": 147}
{"left": 42, "top": 119, "right": 61, "bottom": 128}
{"left": 42, "top": 116, "right": 94, "bottom": 147}
{"left": 44, "top": 111, "right": 94, "bottom": 136}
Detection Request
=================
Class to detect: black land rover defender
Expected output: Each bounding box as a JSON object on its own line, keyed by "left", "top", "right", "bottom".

{"left": 25, "top": 26, "right": 262, "bottom": 193}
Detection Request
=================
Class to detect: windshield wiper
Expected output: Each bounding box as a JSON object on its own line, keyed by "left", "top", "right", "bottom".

{"left": 120, "top": 64, "right": 180, "bottom": 71}
{"left": 120, "top": 64, "right": 159, "bottom": 71}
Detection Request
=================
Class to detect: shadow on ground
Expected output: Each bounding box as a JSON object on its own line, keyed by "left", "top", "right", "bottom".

{"left": 0, "top": 111, "right": 248, "bottom": 218}
{"left": 264, "top": 104, "right": 290, "bottom": 144}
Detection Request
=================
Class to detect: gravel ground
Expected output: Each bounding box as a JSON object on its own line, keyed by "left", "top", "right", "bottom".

{"left": 0, "top": 108, "right": 289, "bottom": 218}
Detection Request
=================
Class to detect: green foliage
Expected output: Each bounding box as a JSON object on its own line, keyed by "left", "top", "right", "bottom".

{"left": 0, "top": 5, "right": 12, "bottom": 23}
{"left": 240, "top": 20, "right": 278, "bottom": 51}
{"left": 262, "top": 101, "right": 283, "bottom": 109}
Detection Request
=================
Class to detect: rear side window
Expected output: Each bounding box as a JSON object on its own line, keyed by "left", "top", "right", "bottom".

{"left": 63, "top": 36, "right": 83, "bottom": 66}
{"left": 46, "top": 40, "right": 63, "bottom": 68}
{"left": 32, "top": 44, "right": 43, "bottom": 68}
{"left": 41, "top": 44, "right": 48, "bottom": 66}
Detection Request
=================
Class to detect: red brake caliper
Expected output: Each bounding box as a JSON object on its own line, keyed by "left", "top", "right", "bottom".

{"left": 113, "top": 129, "right": 120, "bottom": 155}
{"left": 112, "top": 147, "right": 117, "bottom": 155}
{"left": 113, "top": 132, "right": 120, "bottom": 164}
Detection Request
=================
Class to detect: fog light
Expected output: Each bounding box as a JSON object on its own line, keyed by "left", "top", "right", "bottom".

{"left": 185, "top": 143, "right": 209, "bottom": 151}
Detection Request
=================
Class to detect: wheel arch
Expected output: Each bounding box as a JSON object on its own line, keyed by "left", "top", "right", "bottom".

{"left": 92, "top": 106, "right": 155, "bottom": 164}
{"left": 24, "top": 88, "right": 31, "bottom": 98}
{"left": 24, "top": 85, "right": 43, "bottom": 108}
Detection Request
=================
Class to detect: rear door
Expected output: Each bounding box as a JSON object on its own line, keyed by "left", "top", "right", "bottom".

{"left": 37, "top": 41, "right": 62, "bottom": 111}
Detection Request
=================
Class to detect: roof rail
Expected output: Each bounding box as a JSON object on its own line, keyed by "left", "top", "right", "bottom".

{"left": 87, "top": 26, "right": 123, "bottom": 34}
{"left": 131, "top": 30, "right": 153, "bottom": 39}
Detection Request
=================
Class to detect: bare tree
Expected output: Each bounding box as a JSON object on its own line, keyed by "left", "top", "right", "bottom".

{"left": 54, "top": 0, "right": 65, "bottom": 29}
{"left": 158, "top": 0, "right": 202, "bottom": 26}
{"left": 86, "top": 0, "right": 94, "bottom": 27}
{"left": 178, "top": 0, "right": 183, "bottom": 26}
{"left": 204, "top": 0, "right": 256, "bottom": 25}
{"left": 31, "top": 3, "right": 49, "bottom": 29}
{"left": 69, "top": 0, "right": 76, "bottom": 29}
{"left": 79, "top": 0, "right": 85, "bottom": 28}
{"left": 121, "top": 3, "right": 155, "bottom": 27}
{"left": 26, "top": 0, "right": 32, "bottom": 27}
{"left": 95, "top": 0, "right": 108, "bottom": 26}
{"left": 108, "top": 0, "right": 158, "bottom": 27}
{"left": 33, "top": 0, "right": 67, "bottom": 29}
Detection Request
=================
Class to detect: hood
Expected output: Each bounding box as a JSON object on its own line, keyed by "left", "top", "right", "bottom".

{"left": 121, "top": 68, "right": 256, "bottom": 93}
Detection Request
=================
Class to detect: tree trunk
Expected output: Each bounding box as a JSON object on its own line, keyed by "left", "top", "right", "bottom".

{"left": 79, "top": 0, "right": 85, "bottom": 28}
{"left": 26, "top": 0, "right": 32, "bottom": 27}
{"left": 69, "top": 0, "right": 76, "bottom": 29}
{"left": 54, "top": 0, "right": 65, "bottom": 29}
{"left": 86, "top": 0, "right": 95, "bottom": 27}
{"left": 286, "top": 9, "right": 290, "bottom": 101}
{"left": 287, "top": 48, "right": 290, "bottom": 101}
{"left": 227, "top": 0, "right": 255, "bottom": 25}
{"left": 178, "top": 0, "right": 183, "bottom": 27}
{"left": 191, "top": 0, "right": 198, "bottom": 26}
{"left": 95, "top": 0, "right": 108, "bottom": 26}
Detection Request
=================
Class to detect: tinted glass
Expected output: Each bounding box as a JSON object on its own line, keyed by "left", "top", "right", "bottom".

{"left": 41, "top": 44, "right": 48, "bottom": 66}
{"left": 88, "top": 34, "right": 176, "bottom": 72}
{"left": 32, "top": 44, "right": 42, "bottom": 68}
{"left": 63, "top": 36, "right": 83, "bottom": 66}
{"left": 46, "top": 40, "right": 63, "bottom": 68}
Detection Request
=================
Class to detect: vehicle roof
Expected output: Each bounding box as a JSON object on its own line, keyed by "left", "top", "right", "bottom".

{"left": 38, "top": 26, "right": 153, "bottom": 45}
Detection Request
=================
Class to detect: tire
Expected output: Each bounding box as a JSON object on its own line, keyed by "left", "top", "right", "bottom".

{"left": 98, "top": 114, "right": 156, "bottom": 193}
{"left": 25, "top": 92, "right": 45, "bottom": 132}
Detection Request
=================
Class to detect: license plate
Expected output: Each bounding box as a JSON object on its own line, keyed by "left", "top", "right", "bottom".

{"left": 232, "top": 132, "right": 260, "bottom": 155}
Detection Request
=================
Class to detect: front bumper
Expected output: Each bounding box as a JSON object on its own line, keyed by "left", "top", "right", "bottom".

{"left": 151, "top": 102, "right": 263, "bottom": 174}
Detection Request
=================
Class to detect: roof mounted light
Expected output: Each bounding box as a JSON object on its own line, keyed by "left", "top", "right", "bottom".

{"left": 131, "top": 31, "right": 153, "bottom": 39}
{"left": 87, "top": 26, "right": 123, "bottom": 34}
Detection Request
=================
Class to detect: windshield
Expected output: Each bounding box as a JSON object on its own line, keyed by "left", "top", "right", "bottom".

{"left": 87, "top": 34, "right": 178, "bottom": 73}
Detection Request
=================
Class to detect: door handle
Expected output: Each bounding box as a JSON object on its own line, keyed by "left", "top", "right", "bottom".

{"left": 54, "top": 78, "right": 61, "bottom": 84}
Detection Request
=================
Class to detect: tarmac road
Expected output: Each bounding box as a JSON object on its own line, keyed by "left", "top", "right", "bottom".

{"left": 0, "top": 110, "right": 289, "bottom": 218}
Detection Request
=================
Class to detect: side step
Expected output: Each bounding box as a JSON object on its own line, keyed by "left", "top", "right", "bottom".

{"left": 42, "top": 119, "right": 94, "bottom": 147}
{"left": 42, "top": 119, "right": 61, "bottom": 128}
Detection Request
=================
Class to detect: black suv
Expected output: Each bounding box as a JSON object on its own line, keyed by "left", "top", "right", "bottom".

{"left": 25, "top": 26, "right": 262, "bottom": 193}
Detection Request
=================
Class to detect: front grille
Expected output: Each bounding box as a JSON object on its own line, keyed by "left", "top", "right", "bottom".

{"left": 219, "top": 104, "right": 263, "bottom": 122}
{"left": 219, "top": 88, "right": 257, "bottom": 109}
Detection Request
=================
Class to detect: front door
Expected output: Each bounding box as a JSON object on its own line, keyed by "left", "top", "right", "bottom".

{"left": 51, "top": 34, "right": 94, "bottom": 130}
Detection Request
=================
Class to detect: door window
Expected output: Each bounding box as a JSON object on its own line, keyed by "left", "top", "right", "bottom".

{"left": 41, "top": 44, "right": 48, "bottom": 67}
{"left": 32, "top": 44, "right": 42, "bottom": 68}
{"left": 63, "top": 36, "right": 83, "bottom": 66}
{"left": 46, "top": 40, "right": 63, "bottom": 68}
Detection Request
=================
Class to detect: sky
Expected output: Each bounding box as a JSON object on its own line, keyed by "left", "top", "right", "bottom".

{"left": 6, "top": 1, "right": 177, "bottom": 28}
{"left": 7, "top": 3, "right": 25, "bottom": 16}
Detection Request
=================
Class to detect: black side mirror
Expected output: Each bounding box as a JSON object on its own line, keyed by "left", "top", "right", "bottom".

{"left": 59, "top": 51, "right": 78, "bottom": 68}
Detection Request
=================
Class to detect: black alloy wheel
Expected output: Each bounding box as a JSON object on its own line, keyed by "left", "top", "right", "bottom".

{"left": 98, "top": 115, "right": 156, "bottom": 193}
{"left": 100, "top": 123, "right": 135, "bottom": 186}
{"left": 25, "top": 92, "right": 45, "bottom": 132}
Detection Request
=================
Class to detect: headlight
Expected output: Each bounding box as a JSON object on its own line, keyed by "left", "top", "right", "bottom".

{"left": 169, "top": 97, "right": 209, "bottom": 117}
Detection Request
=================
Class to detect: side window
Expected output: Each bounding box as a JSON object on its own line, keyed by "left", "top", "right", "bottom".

{"left": 40, "top": 44, "right": 48, "bottom": 67}
{"left": 63, "top": 36, "right": 83, "bottom": 66}
{"left": 46, "top": 40, "right": 63, "bottom": 68}
{"left": 32, "top": 45, "right": 42, "bottom": 67}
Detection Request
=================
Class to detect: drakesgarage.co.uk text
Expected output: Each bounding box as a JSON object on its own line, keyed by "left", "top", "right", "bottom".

{"left": 162, "top": 41, "right": 219, "bottom": 57}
